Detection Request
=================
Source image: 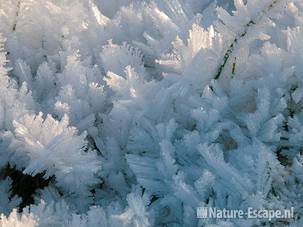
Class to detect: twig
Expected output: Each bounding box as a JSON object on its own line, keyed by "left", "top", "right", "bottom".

{"left": 12, "top": 0, "right": 22, "bottom": 32}
{"left": 214, "top": 0, "right": 279, "bottom": 80}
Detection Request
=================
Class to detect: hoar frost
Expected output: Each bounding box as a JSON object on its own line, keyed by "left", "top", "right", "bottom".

{"left": 0, "top": 0, "right": 303, "bottom": 226}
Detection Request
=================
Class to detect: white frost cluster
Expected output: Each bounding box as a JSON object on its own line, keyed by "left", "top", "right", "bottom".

{"left": 0, "top": 0, "right": 303, "bottom": 226}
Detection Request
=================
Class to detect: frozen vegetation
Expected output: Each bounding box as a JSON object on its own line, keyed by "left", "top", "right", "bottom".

{"left": 0, "top": 0, "right": 303, "bottom": 226}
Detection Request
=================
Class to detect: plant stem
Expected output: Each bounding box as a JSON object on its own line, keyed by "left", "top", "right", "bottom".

{"left": 12, "top": 0, "right": 22, "bottom": 32}
{"left": 214, "top": 0, "right": 279, "bottom": 80}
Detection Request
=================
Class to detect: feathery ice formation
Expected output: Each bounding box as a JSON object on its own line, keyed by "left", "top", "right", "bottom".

{"left": 0, "top": 0, "right": 303, "bottom": 226}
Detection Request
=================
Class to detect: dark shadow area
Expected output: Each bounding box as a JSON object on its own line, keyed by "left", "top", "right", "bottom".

{"left": 3, "top": 164, "right": 53, "bottom": 210}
